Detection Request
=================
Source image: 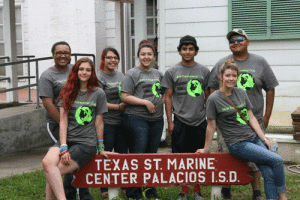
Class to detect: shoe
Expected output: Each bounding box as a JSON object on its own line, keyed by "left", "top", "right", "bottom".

{"left": 253, "top": 196, "right": 266, "bottom": 200}
{"left": 221, "top": 192, "right": 232, "bottom": 199}
{"left": 100, "top": 192, "right": 108, "bottom": 198}
{"left": 177, "top": 192, "right": 189, "bottom": 200}
{"left": 192, "top": 192, "right": 204, "bottom": 200}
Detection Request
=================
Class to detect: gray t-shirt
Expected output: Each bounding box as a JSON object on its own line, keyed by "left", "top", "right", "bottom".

{"left": 121, "top": 66, "right": 164, "bottom": 122}
{"left": 208, "top": 53, "right": 279, "bottom": 123}
{"left": 161, "top": 62, "right": 210, "bottom": 126}
{"left": 58, "top": 87, "right": 108, "bottom": 146}
{"left": 97, "top": 70, "right": 124, "bottom": 125}
{"left": 39, "top": 65, "right": 72, "bottom": 124}
{"left": 206, "top": 88, "right": 257, "bottom": 145}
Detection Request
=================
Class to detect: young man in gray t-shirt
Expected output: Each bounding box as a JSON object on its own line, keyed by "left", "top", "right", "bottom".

{"left": 161, "top": 35, "right": 210, "bottom": 200}
{"left": 208, "top": 29, "right": 278, "bottom": 200}
{"left": 39, "top": 41, "right": 93, "bottom": 200}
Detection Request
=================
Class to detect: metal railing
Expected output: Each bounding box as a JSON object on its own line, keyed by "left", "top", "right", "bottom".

{"left": 0, "top": 53, "right": 95, "bottom": 108}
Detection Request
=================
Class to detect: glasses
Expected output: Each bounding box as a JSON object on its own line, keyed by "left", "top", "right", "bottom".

{"left": 105, "top": 56, "right": 119, "bottom": 60}
{"left": 229, "top": 37, "right": 245, "bottom": 44}
{"left": 55, "top": 51, "right": 71, "bottom": 56}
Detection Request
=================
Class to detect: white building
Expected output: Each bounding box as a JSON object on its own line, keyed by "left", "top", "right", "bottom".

{"left": 1, "top": 0, "right": 299, "bottom": 113}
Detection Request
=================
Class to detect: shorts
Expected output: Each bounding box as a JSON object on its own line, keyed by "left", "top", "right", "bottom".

{"left": 172, "top": 116, "right": 207, "bottom": 153}
{"left": 217, "top": 123, "right": 266, "bottom": 171}
{"left": 47, "top": 122, "right": 59, "bottom": 143}
{"left": 54, "top": 142, "right": 97, "bottom": 168}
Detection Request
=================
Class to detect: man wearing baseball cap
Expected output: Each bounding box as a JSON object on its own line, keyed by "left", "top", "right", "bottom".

{"left": 208, "top": 29, "right": 279, "bottom": 200}
{"left": 162, "top": 35, "right": 210, "bottom": 200}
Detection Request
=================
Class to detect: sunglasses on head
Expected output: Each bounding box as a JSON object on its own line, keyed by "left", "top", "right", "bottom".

{"left": 229, "top": 37, "right": 245, "bottom": 44}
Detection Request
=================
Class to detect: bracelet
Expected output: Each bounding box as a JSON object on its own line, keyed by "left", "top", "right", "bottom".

{"left": 60, "top": 144, "right": 68, "bottom": 147}
{"left": 97, "top": 140, "right": 103, "bottom": 143}
{"left": 97, "top": 144, "right": 105, "bottom": 153}
{"left": 60, "top": 146, "right": 68, "bottom": 152}
{"left": 262, "top": 138, "right": 269, "bottom": 143}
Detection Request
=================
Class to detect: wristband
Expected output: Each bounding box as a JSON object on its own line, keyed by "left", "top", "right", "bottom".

{"left": 60, "top": 144, "right": 68, "bottom": 147}
{"left": 97, "top": 144, "right": 105, "bottom": 153}
{"left": 97, "top": 140, "right": 103, "bottom": 143}
{"left": 262, "top": 138, "right": 268, "bottom": 143}
{"left": 60, "top": 146, "right": 68, "bottom": 152}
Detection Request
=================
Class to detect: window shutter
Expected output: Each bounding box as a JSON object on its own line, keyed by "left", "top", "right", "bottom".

{"left": 229, "top": 0, "right": 300, "bottom": 40}
{"left": 229, "top": 0, "right": 268, "bottom": 40}
{"left": 271, "top": 0, "right": 300, "bottom": 39}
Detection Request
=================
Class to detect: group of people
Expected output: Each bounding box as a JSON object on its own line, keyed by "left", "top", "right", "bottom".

{"left": 39, "top": 29, "right": 288, "bottom": 200}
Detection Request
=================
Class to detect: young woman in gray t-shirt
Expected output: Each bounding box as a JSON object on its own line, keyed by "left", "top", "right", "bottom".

{"left": 121, "top": 44, "right": 164, "bottom": 199}
{"left": 197, "top": 63, "right": 287, "bottom": 200}
{"left": 97, "top": 47, "right": 128, "bottom": 198}
{"left": 42, "top": 58, "right": 116, "bottom": 200}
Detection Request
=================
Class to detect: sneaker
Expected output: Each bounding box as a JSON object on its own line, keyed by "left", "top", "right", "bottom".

{"left": 221, "top": 192, "right": 232, "bottom": 199}
{"left": 253, "top": 196, "right": 266, "bottom": 200}
{"left": 192, "top": 192, "right": 204, "bottom": 200}
{"left": 177, "top": 192, "right": 189, "bottom": 200}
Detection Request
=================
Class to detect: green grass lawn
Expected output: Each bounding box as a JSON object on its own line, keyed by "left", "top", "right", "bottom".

{"left": 0, "top": 170, "right": 299, "bottom": 199}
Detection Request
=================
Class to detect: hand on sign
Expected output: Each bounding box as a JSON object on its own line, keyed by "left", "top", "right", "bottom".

{"left": 100, "top": 151, "right": 119, "bottom": 159}
{"left": 196, "top": 148, "right": 208, "bottom": 154}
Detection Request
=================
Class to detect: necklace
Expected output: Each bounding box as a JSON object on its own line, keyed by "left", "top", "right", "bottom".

{"left": 78, "top": 90, "right": 88, "bottom": 96}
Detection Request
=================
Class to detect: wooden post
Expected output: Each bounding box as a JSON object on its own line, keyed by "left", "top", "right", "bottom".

{"left": 292, "top": 107, "right": 300, "bottom": 140}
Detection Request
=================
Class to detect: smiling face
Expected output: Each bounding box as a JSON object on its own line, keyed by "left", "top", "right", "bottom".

{"left": 53, "top": 44, "right": 71, "bottom": 69}
{"left": 178, "top": 44, "right": 197, "bottom": 64}
{"left": 229, "top": 35, "right": 249, "bottom": 55}
{"left": 104, "top": 51, "right": 119, "bottom": 72}
{"left": 78, "top": 62, "right": 92, "bottom": 83}
{"left": 220, "top": 68, "right": 238, "bottom": 89}
{"left": 138, "top": 47, "right": 155, "bottom": 69}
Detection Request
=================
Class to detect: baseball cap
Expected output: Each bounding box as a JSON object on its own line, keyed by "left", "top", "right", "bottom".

{"left": 226, "top": 29, "right": 248, "bottom": 40}
{"left": 177, "top": 35, "right": 199, "bottom": 51}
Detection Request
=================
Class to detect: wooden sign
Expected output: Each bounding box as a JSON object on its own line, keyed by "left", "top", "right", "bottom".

{"left": 72, "top": 153, "right": 252, "bottom": 188}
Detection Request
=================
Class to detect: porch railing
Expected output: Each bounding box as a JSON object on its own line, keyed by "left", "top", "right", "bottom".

{"left": 0, "top": 54, "right": 95, "bottom": 108}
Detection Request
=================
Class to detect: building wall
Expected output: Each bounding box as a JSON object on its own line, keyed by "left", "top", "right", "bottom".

{"left": 158, "top": 0, "right": 300, "bottom": 112}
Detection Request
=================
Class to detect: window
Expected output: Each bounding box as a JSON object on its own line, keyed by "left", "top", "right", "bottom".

{"left": 0, "top": 5, "right": 23, "bottom": 76}
{"left": 130, "top": 0, "right": 157, "bottom": 65}
{"left": 228, "top": 0, "right": 300, "bottom": 40}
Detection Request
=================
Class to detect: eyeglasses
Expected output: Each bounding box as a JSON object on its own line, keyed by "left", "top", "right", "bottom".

{"left": 55, "top": 51, "right": 71, "bottom": 56}
{"left": 229, "top": 37, "right": 245, "bottom": 44}
{"left": 105, "top": 56, "right": 119, "bottom": 60}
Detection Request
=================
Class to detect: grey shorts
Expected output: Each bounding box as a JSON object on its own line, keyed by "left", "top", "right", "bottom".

{"left": 54, "top": 142, "right": 97, "bottom": 168}
{"left": 217, "top": 123, "right": 266, "bottom": 171}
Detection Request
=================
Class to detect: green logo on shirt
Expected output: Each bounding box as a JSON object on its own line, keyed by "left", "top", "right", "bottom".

{"left": 75, "top": 106, "right": 93, "bottom": 125}
{"left": 237, "top": 73, "right": 255, "bottom": 91}
{"left": 119, "top": 85, "right": 122, "bottom": 99}
{"left": 236, "top": 108, "right": 249, "bottom": 124}
{"left": 152, "top": 82, "right": 162, "bottom": 97}
{"left": 187, "top": 79, "right": 202, "bottom": 97}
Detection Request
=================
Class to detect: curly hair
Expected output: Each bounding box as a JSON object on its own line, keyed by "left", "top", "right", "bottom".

{"left": 57, "top": 57, "right": 99, "bottom": 113}
{"left": 99, "top": 47, "right": 120, "bottom": 71}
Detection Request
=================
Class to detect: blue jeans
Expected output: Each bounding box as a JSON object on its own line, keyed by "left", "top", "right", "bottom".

{"left": 124, "top": 113, "right": 164, "bottom": 199}
{"left": 101, "top": 123, "right": 128, "bottom": 193}
{"left": 228, "top": 137, "right": 286, "bottom": 200}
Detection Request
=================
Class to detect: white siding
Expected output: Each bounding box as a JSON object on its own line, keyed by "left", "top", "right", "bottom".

{"left": 158, "top": 0, "right": 300, "bottom": 112}
{"left": 26, "top": 0, "right": 97, "bottom": 78}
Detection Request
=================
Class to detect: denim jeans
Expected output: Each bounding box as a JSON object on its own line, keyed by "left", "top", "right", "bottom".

{"left": 123, "top": 113, "right": 164, "bottom": 199}
{"left": 228, "top": 137, "right": 286, "bottom": 200}
{"left": 101, "top": 123, "right": 128, "bottom": 193}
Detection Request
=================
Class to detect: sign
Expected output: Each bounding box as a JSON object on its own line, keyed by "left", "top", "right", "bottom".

{"left": 72, "top": 153, "right": 252, "bottom": 188}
